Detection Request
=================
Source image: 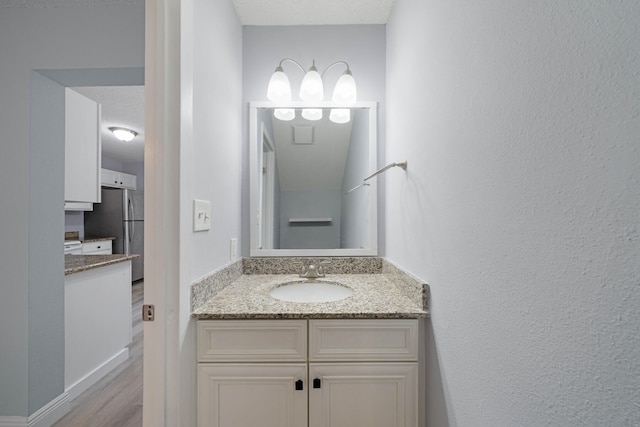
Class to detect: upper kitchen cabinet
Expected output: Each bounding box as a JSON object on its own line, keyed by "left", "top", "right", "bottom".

{"left": 101, "top": 168, "right": 137, "bottom": 190}
{"left": 64, "top": 88, "right": 101, "bottom": 210}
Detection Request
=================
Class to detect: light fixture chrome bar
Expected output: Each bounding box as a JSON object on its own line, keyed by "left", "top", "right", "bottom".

{"left": 277, "top": 58, "right": 306, "bottom": 73}
{"left": 363, "top": 161, "right": 408, "bottom": 181}
{"left": 321, "top": 60, "right": 351, "bottom": 77}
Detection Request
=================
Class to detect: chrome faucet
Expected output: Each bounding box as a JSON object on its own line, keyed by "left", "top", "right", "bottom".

{"left": 299, "top": 261, "right": 330, "bottom": 278}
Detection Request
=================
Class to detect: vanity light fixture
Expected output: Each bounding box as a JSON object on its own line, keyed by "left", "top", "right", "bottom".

{"left": 266, "top": 58, "right": 357, "bottom": 123}
{"left": 274, "top": 108, "right": 295, "bottom": 121}
{"left": 109, "top": 127, "right": 137, "bottom": 142}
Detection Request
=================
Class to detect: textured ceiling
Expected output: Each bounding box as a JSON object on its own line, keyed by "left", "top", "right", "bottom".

{"left": 1, "top": 0, "right": 394, "bottom": 25}
{"left": 0, "top": 0, "right": 142, "bottom": 7}
{"left": 71, "top": 86, "right": 145, "bottom": 164}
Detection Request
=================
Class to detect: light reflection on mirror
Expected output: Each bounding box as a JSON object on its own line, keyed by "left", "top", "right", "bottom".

{"left": 250, "top": 102, "right": 378, "bottom": 257}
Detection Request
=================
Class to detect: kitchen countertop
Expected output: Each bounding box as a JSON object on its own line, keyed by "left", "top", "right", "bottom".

{"left": 65, "top": 254, "right": 138, "bottom": 275}
{"left": 82, "top": 236, "right": 116, "bottom": 243}
{"left": 192, "top": 273, "right": 427, "bottom": 320}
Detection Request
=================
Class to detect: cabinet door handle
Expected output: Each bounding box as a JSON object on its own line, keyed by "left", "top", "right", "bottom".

{"left": 313, "top": 378, "right": 321, "bottom": 389}
{"left": 295, "top": 379, "right": 304, "bottom": 391}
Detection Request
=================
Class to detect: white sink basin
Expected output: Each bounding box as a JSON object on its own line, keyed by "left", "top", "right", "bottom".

{"left": 270, "top": 281, "right": 353, "bottom": 303}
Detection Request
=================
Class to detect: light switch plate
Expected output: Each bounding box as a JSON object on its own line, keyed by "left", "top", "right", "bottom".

{"left": 230, "top": 238, "right": 238, "bottom": 262}
{"left": 193, "top": 199, "right": 211, "bottom": 231}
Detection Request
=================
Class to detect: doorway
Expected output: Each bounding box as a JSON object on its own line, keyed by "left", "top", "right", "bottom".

{"left": 31, "top": 67, "right": 144, "bottom": 424}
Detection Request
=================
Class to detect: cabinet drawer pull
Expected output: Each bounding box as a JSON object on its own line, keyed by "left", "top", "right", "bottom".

{"left": 295, "top": 379, "right": 303, "bottom": 391}
{"left": 313, "top": 378, "right": 321, "bottom": 389}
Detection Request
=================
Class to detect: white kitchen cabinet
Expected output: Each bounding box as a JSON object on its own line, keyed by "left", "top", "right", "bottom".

{"left": 65, "top": 261, "right": 132, "bottom": 400}
{"left": 65, "top": 88, "right": 101, "bottom": 208}
{"left": 197, "top": 319, "right": 420, "bottom": 427}
{"left": 101, "top": 168, "right": 137, "bottom": 190}
{"left": 64, "top": 201, "right": 93, "bottom": 211}
{"left": 82, "top": 240, "right": 112, "bottom": 254}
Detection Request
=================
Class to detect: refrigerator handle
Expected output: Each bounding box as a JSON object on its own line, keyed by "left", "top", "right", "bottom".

{"left": 129, "top": 219, "right": 134, "bottom": 246}
{"left": 128, "top": 197, "right": 135, "bottom": 251}
{"left": 128, "top": 195, "right": 135, "bottom": 222}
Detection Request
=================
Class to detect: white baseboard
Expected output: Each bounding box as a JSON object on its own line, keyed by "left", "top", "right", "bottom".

{"left": 0, "top": 417, "right": 26, "bottom": 427}
{"left": 66, "top": 348, "right": 130, "bottom": 401}
{"left": 0, "top": 392, "right": 70, "bottom": 427}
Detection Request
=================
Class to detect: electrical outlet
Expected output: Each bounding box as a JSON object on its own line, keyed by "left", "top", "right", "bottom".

{"left": 193, "top": 199, "right": 211, "bottom": 231}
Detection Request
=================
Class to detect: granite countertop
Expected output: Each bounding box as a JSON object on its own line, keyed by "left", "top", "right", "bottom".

{"left": 82, "top": 236, "right": 116, "bottom": 243}
{"left": 65, "top": 254, "right": 138, "bottom": 275}
{"left": 192, "top": 273, "right": 427, "bottom": 320}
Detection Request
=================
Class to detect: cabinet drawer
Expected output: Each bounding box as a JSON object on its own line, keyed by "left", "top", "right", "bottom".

{"left": 82, "top": 240, "right": 112, "bottom": 254}
{"left": 309, "top": 319, "right": 418, "bottom": 362}
{"left": 197, "top": 320, "right": 307, "bottom": 362}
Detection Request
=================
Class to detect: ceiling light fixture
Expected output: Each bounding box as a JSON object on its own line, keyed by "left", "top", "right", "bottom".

{"left": 109, "top": 127, "right": 137, "bottom": 142}
{"left": 266, "top": 58, "right": 357, "bottom": 123}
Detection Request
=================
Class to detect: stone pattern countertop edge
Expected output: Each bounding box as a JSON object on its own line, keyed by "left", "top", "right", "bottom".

{"left": 191, "top": 257, "right": 429, "bottom": 320}
{"left": 82, "top": 236, "right": 116, "bottom": 243}
{"left": 65, "top": 254, "right": 139, "bottom": 275}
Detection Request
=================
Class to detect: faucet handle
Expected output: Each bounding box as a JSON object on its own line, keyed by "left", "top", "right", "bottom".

{"left": 317, "top": 260, "right": 331, "bottom": 277}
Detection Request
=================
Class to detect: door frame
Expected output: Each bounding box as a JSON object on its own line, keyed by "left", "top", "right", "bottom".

{"left": 260, "top": 124, "right": 276, "bottom": 250}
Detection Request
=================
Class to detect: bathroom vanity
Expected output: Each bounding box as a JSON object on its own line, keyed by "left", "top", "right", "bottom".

{"left": 192, "top": 257, "right": 429, "bottom": 427}
{"left": 197, "top": 318, "right": 419, "bottom": 426}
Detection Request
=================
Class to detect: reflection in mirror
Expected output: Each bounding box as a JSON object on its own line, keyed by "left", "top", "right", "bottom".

{"left": 250, "top": 102, "right": 377, "bottom": 257}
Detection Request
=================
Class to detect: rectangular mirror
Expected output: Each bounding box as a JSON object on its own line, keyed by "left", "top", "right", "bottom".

{"left": 250, "top": 101, "right": 378, "bottom": 257}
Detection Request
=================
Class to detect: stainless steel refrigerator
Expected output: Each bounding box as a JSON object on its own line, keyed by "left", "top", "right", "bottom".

{"left": 84, "top": 188, "right": 144, "bottom": 281}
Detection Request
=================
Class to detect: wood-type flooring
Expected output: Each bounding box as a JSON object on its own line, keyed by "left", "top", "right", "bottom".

{"left": 53, "top": 281, "right": 144, "bottom": 427}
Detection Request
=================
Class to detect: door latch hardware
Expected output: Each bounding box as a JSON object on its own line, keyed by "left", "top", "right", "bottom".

{"left": 295, "top": 380, "right": 304, "bottom": 391}
{"left": 313, "top": 378, "right": 321, "bottom": 389}
{"left": 142, "top": 304, "right": 155, "bottom": 321}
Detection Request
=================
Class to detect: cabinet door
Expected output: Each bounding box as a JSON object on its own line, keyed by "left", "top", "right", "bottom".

{"left": 101, "top": 168, "right": 119, "bottom": 187}
{"left": 198, "top": 363, "right": 307, "bottom": 427}
{"left": 65, "top": 88, "right": 101, "bottom": 203}
{"left": 309, "top": 363, "right": 418, "bottom": 427}
{"left": 119, "top": 172, "right": 137, "bottom": 190}
{"left": 101, "top": 168, "right": 137, "bottom": 190}
{"left": 82, "top": 240, "right": 112, "bottom": 254}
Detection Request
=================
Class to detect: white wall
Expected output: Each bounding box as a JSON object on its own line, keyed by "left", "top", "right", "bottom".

{"left": 0, "top": 3, "right": 144, "bottom": 418}
{"left": 386, "top": 1, "right": 640, "bottom": 425}
{"left": 190, "top": 0, "right": 243, "bottom": 281}
{"left": 242, "top": 25, "right": 386, "bottom": 256}
{"left": 174, "top": 0, "right": 243, "bottom": 425}
{"left": 341, "top": 108, "right": 372, "bottom": 248}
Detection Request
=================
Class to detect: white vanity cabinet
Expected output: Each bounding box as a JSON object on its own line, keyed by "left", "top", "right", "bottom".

{"left": 64, "top": 88, "right": 101, "bottom": 209}
{"left": 197, "top": 318, "right": 420, "bottom": 427}
{"left": 197, "top": 320, "right": 308, "bottom": 427}
{"left": 308, "top": 319, "right": 419, "bottom": 427}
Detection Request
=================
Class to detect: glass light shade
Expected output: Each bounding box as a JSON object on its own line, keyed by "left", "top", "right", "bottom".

{"left": 301, "top": 108, "right": 323, "bottom": 121}
{"left": 332, "top": 72, "right": 357, "bottom": 104}
{"left": 109, "top": 127, "right": 137, "bottom": 142}
{"left": 267, "top": 68, "right": 292, "bottom": 103}
{"left": 329, "top": 108, "right": 351, "bottom": 124}
{"left": 299, "top": 66, "right": 324, "bottom": 102}
{"left": 274, "top": 108, "right": 295, "bottom": 121}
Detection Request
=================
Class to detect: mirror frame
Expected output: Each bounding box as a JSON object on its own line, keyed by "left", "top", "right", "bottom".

{"left": 249, "top": 101, "right": 378, "bottom": 257}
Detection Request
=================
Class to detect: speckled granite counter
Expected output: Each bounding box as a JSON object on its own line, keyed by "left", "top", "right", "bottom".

{"left": 192, "top": 258, "right": 429, "bottom": 320}
{"left": 65, "top": 254, "right": 138, "bottom": 275}
{"left": 82, "top": 236, "right": 116, "bottom": 243}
